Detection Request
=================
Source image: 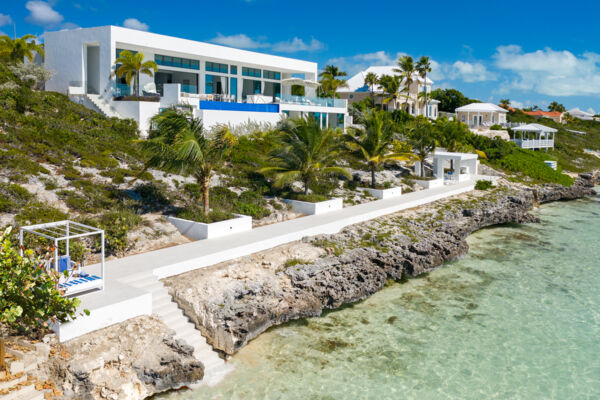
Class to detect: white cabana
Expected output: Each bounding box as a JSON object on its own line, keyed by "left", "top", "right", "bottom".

{"left": 19, "top": 220, "right": 105, "bottom": 296}
{"left": 455, "top": 103, "right": 508, "bottom": 128}
{"left": 511, "top": 123, "right": 556, "bottom": 150}
{"left": 414, "top": 151, "right": 479, "bottom": 183}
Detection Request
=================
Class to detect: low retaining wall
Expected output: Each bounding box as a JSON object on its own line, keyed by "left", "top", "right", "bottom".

{"left": 282, "top": 198, "right": 343, "bottom": 215}
{"left": 361, "top": 187, "right": 402, "bottom": 199}
{"left": 415, "top": 178, "right": 444, "bottom": 189}
{"left": 167, "top": 214, "right": 252, "bottom": 240}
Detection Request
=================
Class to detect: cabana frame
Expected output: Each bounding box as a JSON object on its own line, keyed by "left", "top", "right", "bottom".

{"left": 19, "top": 220, "right": 105, "bottom": 296}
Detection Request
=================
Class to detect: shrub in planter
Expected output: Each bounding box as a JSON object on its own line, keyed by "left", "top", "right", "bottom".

{"left": 176, "top": 208, "right": 234, "bottom": 224}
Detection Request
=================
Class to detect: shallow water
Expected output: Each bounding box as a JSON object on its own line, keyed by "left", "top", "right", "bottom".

{"left": 160, "top": 194, "right": 600, "bottom": 400}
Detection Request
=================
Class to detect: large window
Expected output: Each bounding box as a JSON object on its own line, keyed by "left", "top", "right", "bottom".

{"left": 155, "top": 54, "right": 199, "bottom": 70}
{"left": 230, "top": 65, "right": 238, "bottom": 75}
{"left": 263, "top": 81, "right": 281, "bottom": 99}
{"left": 242, "top": 67, "right": 261, "bottom": 78}
{"left": 263, "top": 70, "right": 281, "bottom": 80}
{"left": 230, "top": 77, "right": 238, "bottom": 101}
{"left": 115, "top": 48, "right": 137, "bottom": 58}
{"left": 205, "top": 74, "right": 228, "bottom": 94}
{"left": 206, "top": 62, "right": 228, "bottom": 73}
{"left": 242, "top": 79, "right": 261, "bottom": 99}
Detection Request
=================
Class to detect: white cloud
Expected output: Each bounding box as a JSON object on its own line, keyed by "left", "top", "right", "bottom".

{"left": 510, "top": 100, "right": 524, "bottom": 109}
{"left": 123, "top": 18, "right": 149, "bottom": 31}
{"left": 25, "top": 1, "right": 63, "bottom": 26}
{"left": 272, "top": 37, "right": 324, "bottom": 53}
{"left": 0, "top": 13, "right": 12, "bottom": 26}
{"left": 209, "top": 33, "right": 267, "bottom": 49}
{"left": 494, "top": 45, "right": 600, "bottom": 97}
{"left": 325, "top": 51, "right": 405, "bottom": 76}
{"left": 448, "top": 61, "right": 496, "bottom": 82}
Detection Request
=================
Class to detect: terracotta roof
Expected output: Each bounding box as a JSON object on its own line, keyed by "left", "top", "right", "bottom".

{"left": 523, "top": 110, "right": 562, "bottom": 117}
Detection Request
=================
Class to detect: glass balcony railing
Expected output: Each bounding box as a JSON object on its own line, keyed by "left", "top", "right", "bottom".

{"left": 279, "top": 94, "right": 346, "bottom": 108}
{"left": 180, "top": 84, "right": 198, "bottom": 94}
{"left": 114, "top": 82, "right": 131, "bottom": 97}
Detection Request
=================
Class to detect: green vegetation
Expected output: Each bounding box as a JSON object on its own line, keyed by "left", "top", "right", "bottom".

{"left": 284, "top": 258, "right": 310, "bottom": 268}
{"left": 475, "top": 180, "right": 495, "bottom": 190}
{"left": 430, "top": 88, "right": 480, "bottom": 113}
{"left": 0, "top": 227, "right": 85, "bottom": 336}
{"left": 261, "top": 117, "right": 350, "bottom": 195}
{"left": 318, "top": 65, "right": 348, "bottom": 98}
{"left": 142, "top": 108, "right": 237, "bottom": 215}
{"left": 0, "top": 35, "right": 44, "bottom": 64}
{"left": 345, "top": 109, "right": 415, "bottom": 187}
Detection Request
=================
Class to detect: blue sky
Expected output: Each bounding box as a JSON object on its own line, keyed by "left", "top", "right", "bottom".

{"left": 2, "top": 0, "right": 600, "bottom": 113}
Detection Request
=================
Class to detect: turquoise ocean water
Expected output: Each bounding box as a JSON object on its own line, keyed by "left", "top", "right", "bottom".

{"left": 160, "top": 192, "right": 600, "bottom": 399}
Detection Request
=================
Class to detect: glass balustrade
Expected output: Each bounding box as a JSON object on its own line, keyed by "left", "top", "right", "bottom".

{"left": 279, "top": 94, "right": 346, "bottom": 108}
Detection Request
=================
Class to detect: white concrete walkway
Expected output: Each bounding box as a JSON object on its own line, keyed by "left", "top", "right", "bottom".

{"left": 62, "top": 178, "right": 479, "bottom": 385}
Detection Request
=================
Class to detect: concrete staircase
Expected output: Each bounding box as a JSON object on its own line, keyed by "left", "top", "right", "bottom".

{"left": 86, "top": 94, "right": 121, "bottom": 118}
{"left": 119, "top": 273, "right": 233, "bottom": 386}
{"left": 0, "top": 341, "right": 52, "bottom": 400}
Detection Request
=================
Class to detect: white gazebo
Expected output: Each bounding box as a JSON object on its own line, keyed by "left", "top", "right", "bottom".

{"left": 511, "top": 123, "right": 556, "bottom": 150}
{"left": 432, "top": 151, "right": 479, "bottom": 182}
{"left": 19, "top": 220, "right": 105, "bottom": 296}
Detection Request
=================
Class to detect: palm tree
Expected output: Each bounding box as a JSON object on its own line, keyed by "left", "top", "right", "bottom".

{"left": 499, "top": 98, "right": 510, "bottom": 109}
{"left": 318, "top": 64, "right": 348, "bottom": 98}
{"left": 364, "top": 72, "right": 379, "bottom": 102}
{"left": 345, "top": 109, "right": 416, "bottom": 187}
{"left": 405, "top": 117, "right": 436, "bottom": 177}
{"left": 261, "top": 117, "right": 350, "bottom": 195}
{"left": 114, "top": 50, "right": 158, "bottom": 97}
{"left": 548, "top": 101, "right": 565, "bottom": 112}
{"left": 435, "top": 118, "right": 468, "bottom": 152}
{"left": 416, "top": 56, "right": 432, "bottom": 117}
{"left": 140, "top": 108, "right": 236, "bottom": 214}
{"left": 378, "top": 74, "right": 403, "bottom": 110}
{"left": 394, "top": 55, "right": 416, "bottom": 112}
{"left": 0, "top": 35, "right": 44, "bottom": 64}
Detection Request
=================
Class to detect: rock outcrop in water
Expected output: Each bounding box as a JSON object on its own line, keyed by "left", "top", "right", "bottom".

{"left": 164, "top": 176, "right": 598, "bottom": 355}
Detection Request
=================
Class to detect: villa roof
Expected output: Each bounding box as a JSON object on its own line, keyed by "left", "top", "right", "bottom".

{"left": 281, "top": 77, "right": 320, "bottom": 88}
{"left": 568, "top": 107, "right": 594, "bottom": 117}
{"left": 523, "top": 110, "right": 562, "bottom": 118}
{"left": 433, "top": 150, "right": 478, "bottom": 160}
{"left": 511, "top": 123, "right": 557, "bottom": 133}
{"left": 338, "top": 65, "right": 433, "bottom": 93}
{"left": 455, "top": 102, "right": 508, "bottom": 113}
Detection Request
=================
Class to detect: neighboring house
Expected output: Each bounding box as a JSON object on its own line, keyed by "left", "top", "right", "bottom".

{"left": 567, "top": 107, "right": 596, "bottom": 121}
{"left": 511, "top": 123, "right": 556, "bottom": 151}
{"left": 44, "top": 26, "right": 349, "bottom": 135}
{"left": 523, "top": 110, "right": 564, "bottom": 123}
{"left": 337, "top": 66, "right": 439, "bottom": 118}
{"left": 455, "top": 103, "right": 507, "bottom": 128}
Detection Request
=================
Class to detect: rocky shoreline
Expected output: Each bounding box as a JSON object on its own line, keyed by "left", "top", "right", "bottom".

{"left": 164, "top": 174, "right": 598, "bottom": 356}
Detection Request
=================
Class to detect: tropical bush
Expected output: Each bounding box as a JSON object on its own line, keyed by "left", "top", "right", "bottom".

{"left": 0, "top": 227, "right": 85, "bottom": 335}
{"left": 475, "top": 180, "right": 494, "bottom": 190}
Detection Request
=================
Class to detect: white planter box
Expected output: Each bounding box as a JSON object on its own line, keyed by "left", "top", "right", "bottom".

{"left": 360, "top": 187, "right": 402, "bottom": 199}
{"left": 282, "top": 198, "right": 343, "bottom": 215}
{"left": 167, "top": 214, "right": 252, "bottom": 240}
{"left": 414, "top": 178, "right": 444, "bottom": 189}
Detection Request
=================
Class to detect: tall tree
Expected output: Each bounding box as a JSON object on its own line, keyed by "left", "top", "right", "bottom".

{"left": 0, "top": 34, "right": 44, "bottom": 64}
{"left": 499, "top": 98, "right": 511, "bottom": 109}
{"left": 394, "top": 55, "right": 416, "bottom": 112}
{"left": 378, "top": 74, "right": 403, "bottom": 110}
{"left": 364, "top": 72, "right": 379, "bottom": 102}
{"left": 430, "top": 88, "right": 480, "bottom": 112}
{"left": 114, "top": 50, "right": 158, "bottom": 97}
{"left": 318, "top": 64, "right": 348, "bottom": 98}
{"left": 416, "top": 56, "right": 432, "bottom": 117}
{"left": 140, "top": 108, "right": 236, "bottom": 214}
{"left": 261, "top": 117, "right": 350, "bottom": 195}
{"left": 345, "top": 109, "right": 416, "bottom": 187}
{"left": 405, "top": 117, "right": 436, "bottom": 177}
{"left": 548, "top": 101, "right": 565, "bottom": 112}
{"left": 435, "top": 118, "right": 469, "bottom": 152}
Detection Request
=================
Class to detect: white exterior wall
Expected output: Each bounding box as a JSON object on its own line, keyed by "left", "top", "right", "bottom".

{"left": 111, "top": 100, "right": 161, "bottom": 136}
{"left": 167, "top": 214, "right": 252, "bottom": 240}
{"left": 282, "top": 198, "right": 344, "bottom": 215}
{"left": 45, "top": 26, "right": 113, "bottom": 94}
{"left": 198, "top": 109, "right": 282, "bottom": 129}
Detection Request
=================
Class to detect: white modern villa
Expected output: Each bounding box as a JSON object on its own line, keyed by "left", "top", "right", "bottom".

{"left": 455, "top": 102, "right": 507, "bottom": 128}
{"left": 44, "top": 26, "right": 349, "bottom": 135}
{"left": 337, "top": 66, "right": 439, "bottom": 118}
